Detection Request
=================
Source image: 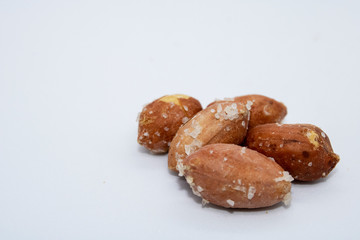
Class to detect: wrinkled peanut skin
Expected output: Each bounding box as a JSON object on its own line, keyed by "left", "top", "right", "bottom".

{"left": 208, "top": 94, "right": 287, "bottom": 129}
{"left": 138, "top": 95, "right": 202, "bottom": 153}
{"left": 168, "top": 102, "right": 249, "bottom": 172}
{"left": 183, "top": 144, "right": 292, "bottom": 208}
{"left": 246, "top": 124, "right": 340, "bottom": 181}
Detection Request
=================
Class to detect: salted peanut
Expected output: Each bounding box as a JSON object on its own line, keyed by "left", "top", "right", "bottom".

{"left": 168, "top": 101, "right": 250, "bottom": 172}
{"left": 246, "top": 124, "right": 340, "bottom": 181}
{"left": 208, "top": 94, "right": 287, "bottom": 129}
{"left": 137, "top": 94, "right": 202, "bottom": 153}
{"left": 179, "top": 144, "right": 293, "bottom": 208}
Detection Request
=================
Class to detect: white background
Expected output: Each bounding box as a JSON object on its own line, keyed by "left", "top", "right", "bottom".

{"left": 1, "top": 0, "right": 360, "bottom": 239}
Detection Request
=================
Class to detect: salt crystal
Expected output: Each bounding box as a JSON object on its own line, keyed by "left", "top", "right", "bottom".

{"left": 247, "top": 186, "right": 256, "bottom": 200}
{"left": 202, "top": 199, "right": 209, "bottom": 206}
{"left": 274, "top": 171, "right": 294, "bottom": 182}
{"left": 226, "top": 199, "right": 234, "bottom": 207}
{"left": 182, "top": 117, "right": 189, "bottom": 124}
{"left": 283, "top": 192, "right": 292, "bottom": 206}
{"left": 241, "top": 147, "right": 246, "bottom": 154}
{"left": 246, "top": 100, "right": 253, "bottom": 111}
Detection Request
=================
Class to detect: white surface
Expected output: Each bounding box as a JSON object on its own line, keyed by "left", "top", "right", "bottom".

{"left": 1, "top": 0, "right": 360, "bottom": 239}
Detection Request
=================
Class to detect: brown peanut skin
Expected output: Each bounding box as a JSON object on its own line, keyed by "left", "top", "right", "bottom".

{"left": 182, "top": 144, "right": 292, "bottom": 208}
{"left": 208, "top": 94, "right": 287, "bottom": 129}
{"left": 245, "top": 124, "right": 340, "bottom": 181}
{"left": 137, "top": 95, "right": 202, "bottom": 153}
{"left": 168, "top": 102, "right": 249, "bottom": 172}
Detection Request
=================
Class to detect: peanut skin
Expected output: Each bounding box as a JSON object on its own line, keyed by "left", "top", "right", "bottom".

{"left": 208, "top": 94, "right": 287, "bottom": 129}
{"left": 180, "top": 144, "right": 293, "bottom": 208}
{"left": 168, "top": 102, "right": 250, "bottom": 172}
{"left": 138, "top": 94, "right": 202, "bottom": 153}
{"left": 245, "top": 124, "right": 340, "bottom": 181}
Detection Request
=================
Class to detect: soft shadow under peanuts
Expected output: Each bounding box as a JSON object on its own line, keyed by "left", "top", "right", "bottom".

{"left": 292, "top": 168, "right": 337, "bottom": 185}
{"left": 175, "top": 174, "right": 286, "bottom": 213}
{"left": 175, "top": 175, "right": 203, "bottom": 205}
{"left": 167, "top": 168, "right": 178, "bottom": 177}
{"left": 137, "top": 145, "right": 167, "bottom": 155}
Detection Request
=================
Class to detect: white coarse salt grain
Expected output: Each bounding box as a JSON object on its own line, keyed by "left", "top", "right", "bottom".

{"left": 187, "top": 122, "right": 202, "bottom": 138}
{"left": 143, "top": 132, "right": 149, "bottom": 137}
{"left": 182, "top": 117, "right": 189, "bottom": 124}
{"left": 241, "top": 147, "right": 246, "bottom": 154}
{"left": 321, "top": 132, "right": 326, "bottom": 138}
{"left": 280, "top": 144, "right": 284, "bottom": 148}
{"left": 197, "top": 186, "right": 204, "bottom": 192}
{"left": 322, "top": 172, "right": 326, "bottom": 177}
{"left": 164, "top": 127, "right": 169, "bottom": 131}
{"left": 241, "top": 121, "right": 245, "bottom": 127}
{"left": 223, "top": 103, "right": 239, "bottom": 120}
{"left": 185, "top": 175, "right": 193, "bottom": 184}
{"left": 209, "top": 150, "right": 213, "bottom": 154}
{"left": 274, "top": 171, "right": 294, "bottom": 182}
{"left": 226, "top": 199, "right": 235, "bottom": 207}
{"left": 308, "top": 162, "right": 312, "bottom": 167}
{"left": 210, "top": 109, "right": 215, "bottom": 113}
{"left": 155, "top": 131, "right": 160, "bottom": 136}
{"left": 246, "top": 100, "right": 253, "bottom": 111}
{"left": 176, "top": 161, "right": 186, "bottom": 177}
{"left": 183, "top": 106, "right": 188, "bottom": 111}
{"left": 247, "top": 186, "right": 256, "bottom": 200}
{"left": 224, "top": 157, "right": 227, "bottom": 161}
{"left": 283, "top": 192, "right": 292, "bottom": 206}
{"left": 202, "top": 199, "right": 209, "bottom": 206}
{"left": 162, "top": 113, "right": 168, "bottom": 118}
{"left": 149, "top": 111, "right": 153, "bottom": 114}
